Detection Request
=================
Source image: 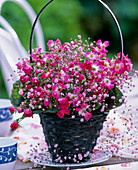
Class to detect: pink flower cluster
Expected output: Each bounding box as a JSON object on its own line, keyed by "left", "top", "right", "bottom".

{"left": 10, "top": 36, "right": 132, "bottom": 128}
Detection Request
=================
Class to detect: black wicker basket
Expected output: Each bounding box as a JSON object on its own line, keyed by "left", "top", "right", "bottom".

{"left": 39, "top": 112, "right": 108, "bottom": 163}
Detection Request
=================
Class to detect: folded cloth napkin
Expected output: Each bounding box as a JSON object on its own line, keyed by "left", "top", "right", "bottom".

{"left": 96, "top": 78, "right": 138, "bottom": 159}
{"left": 10, "top": 114, "right": 48, "bottom": 162}
{"left": 96, "top": 110, "right": 138, "bottom": 159}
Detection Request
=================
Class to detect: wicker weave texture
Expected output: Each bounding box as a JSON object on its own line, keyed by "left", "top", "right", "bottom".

{"left": 39, "top": 112, "right": 108, "bottom": 163}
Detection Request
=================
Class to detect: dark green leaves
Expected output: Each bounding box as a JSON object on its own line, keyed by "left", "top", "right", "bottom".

{"left": 33, "top": 108, "right": 59, "bottom": 114}
{"left": 10, "top": 81, "right": 24, "bottom": 107}
{"left": 105, "top": 86, "right": 124, "bottom": 111}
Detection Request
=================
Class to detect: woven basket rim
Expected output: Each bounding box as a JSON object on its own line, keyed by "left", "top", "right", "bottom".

{"left": 39, "top": 111, "right": 108, "bottom": 120}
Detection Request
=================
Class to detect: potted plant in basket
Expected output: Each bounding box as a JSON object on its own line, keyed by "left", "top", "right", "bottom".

{"left": 9, "top": 0, "right": 133, "bottom": 164}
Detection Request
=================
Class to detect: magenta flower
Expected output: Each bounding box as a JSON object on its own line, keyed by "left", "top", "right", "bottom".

{"left": 31, "top": 77, "right": 40, "bottom": 86}
{"left": 22, "top": 62, "right": 33, "bottom": 75}
{"left": 20, "top": 75, "right": 30, "bottom": 85}
{"left": 47, "top": 40, "right": 54, "bottom": 48}
{"left": 16, "top": 62, "right": 22, "bottom": 70}
{"left": 9, "top": 107, "right": 15, "bottom": 113}
{"left": 44, "top": 99, "right": 50, "bottom": 107}
{"left": 84, "top": 52, "right": 97, "bottom": 60}
{"left": 17, "top": 108, "right": 22, "bottom": 113}
{"left": 96, "top": 39, "right": 109, "bottom": 48}
{"left": 34, "top": 46, "right": 42, "bottom": 55}
{"left": 40, "top": 70, "right": 51, "bottom": 79}
{"left": 10, "top": 122, "right": 18, "bottom": 130}
{"left": 75, "top": 103, "right": 92, "bottom": 120}
{"left": 19, "top": 89, "right": 23, "bottom": 96}
{"left": 52, "top": 85, "right": 60, "bottom": 99}
{"left": 24, "top": 109, "right": 33, "bottom": 117}
{"left": 57, "top": 109, "right": 70, "bottom": 118}
{"left": 35, "top": 69, "right": 42, "bottom": 76}
{"left": 84, "top": 60, "right": 92, "bottom": 70}
{"left": 58, "top": 98, "right": 70, "bottom": 110}
{"left": 103, "top": 78, "right": 114, "bottom": 90}
{"left": 78, "top": 74, "right": 85, "bottom": 83}
{"left": 114, "top": 60, "right": 124, "bottom": 74}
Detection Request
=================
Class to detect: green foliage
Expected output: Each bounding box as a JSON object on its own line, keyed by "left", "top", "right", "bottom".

{"left": 79, "top": 0, "right": 138, "bottom": 63}
{"left": 33, "top": 108, "right": 59, "bottom": 114}
{"left": 29, "top": 0, "right": 87, "bottom": 45}
{"left": 1, "top": 0, "right": 86, "bottom": 51}
{"left": 105, "top": 86, "right": 124, "bottom": 111}
{"left": 1, "top": 0, "right": 138, "bottom": 60}
{"left": 10, "top": 81, "right": 24, "bottom": 107}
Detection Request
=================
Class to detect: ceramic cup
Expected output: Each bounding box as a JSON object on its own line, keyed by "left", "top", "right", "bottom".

{"left": 0, "top": 99, "right": 13, "bottom": 136}
{"left": 0, "top": 137, "right": 17, "bottom": 170}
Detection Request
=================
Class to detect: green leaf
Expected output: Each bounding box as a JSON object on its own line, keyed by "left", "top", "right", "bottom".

{"left": 49, "top": 102, "right": 52, "bottom": 109}
{"left": 85, "top": 70, "right": 89, "bottom": 77}
{"left": 33, "top": 108, "right": 59, "bottom": 114}
{"left": 105, "top": 86, "right": 124, "bottom": 110}
{"left": 45, "top": 108, "right": 59, "bottom": 113}
{"left": 94, "top": 103, "right": 101, "bottom": 110}
{"left": 113, "top": 87, "right": 124, "bottom": 106}
{"left": 49, "top": 90, "right": 52, "bottom": 95}
{"left": 82, "top": 79, "right": 86, "bottom": 83}
{"left": 26, "top": 81, "right": 31, "bottom": 85}
{"left": 10, "top": 81, "right": 24, "bottom": 107}
{"left": 13, "top": 80, "right": 21, "bottom": 88}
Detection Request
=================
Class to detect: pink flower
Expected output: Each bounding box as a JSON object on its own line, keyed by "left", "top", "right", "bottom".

{"left": 96, "top": 40, "right": 109, "bottom": 48}
{"left": 9, "top": 107, "right": 15, "bottom": 113}
{"left": 44, "top": 99, "right": 50, "bottom": 107}
{"left": 24, "top": 109, "right": 33, "bottom": 117}
{"left": 55, "top": 39, "right": 61, "bottom": 45}
{"left": 40, "top": 71, "right": 51, "bottom": 79}
{"left": 84, "top": 52, "right": 97, "bottom": 60}
{"left": 58, "top": 98, "right": 69, "bottom": 110}
{"left": 84, "top": 112, "right": 92, "bottom": 121}
{"left": 10, "top": 122, "right": 18, "bottom": 130}
{"left": 36, "top": 46, "right": 42, "bottom": 55}
{"left": 75, "top": 103, "right": 92, "bottom": 120}
{"left": 103, "top": 78, "right": 114, "bottom": 90}
{"left": 22, "top": 62, "right": 33, "bottom": 75}
{"left": 78, "top": 74, "right": 85, "bottom": 83}
{"left": 52, "top": 85, "right": 60, "bottom": 99}
{"left": 78, "top": 35, "right": 81, "bottom": 39}
{"left": 47, "top": 40, "right": 54, "bottom": 48}
{"left": 31, "top": 77, "right": 40, "bottom": 86}
{"left": 20, "top": 75, "right": 30, "bottom": 85}
{"left": 57, "top": 109, "right": 70, "bottom": 118}
{"left": 35, "top": 69, "right": 42, "bottom": 76}
{"left": 19, "top": 89, "right": 23, "bottom": 96}
{"left": 84, "top": 60, "right": 92, "bottom": 70}
{"left": 73, "top": 87, "right": 83, "bottom": 94}
{"left": 114, "top": 60, "right": 124, "bottom": 74}
{"left": 16, "top": 62, "right": 22, "bottom": 70}
{"left": 17, "top": 108, "right": 22, "bottom": 113}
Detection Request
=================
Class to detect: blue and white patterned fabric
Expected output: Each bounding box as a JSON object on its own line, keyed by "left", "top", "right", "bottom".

{"left": 0, "top": 143, "right": 17, "bottom": 164}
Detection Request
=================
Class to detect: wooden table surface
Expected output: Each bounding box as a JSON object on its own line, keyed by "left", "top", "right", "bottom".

{"left": 15, "top": 156, "right": 138, "bottom": 170}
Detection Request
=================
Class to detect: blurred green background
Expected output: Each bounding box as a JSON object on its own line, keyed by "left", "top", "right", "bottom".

{"left": 0, "top": 0, "right": 138, "bottom": 99}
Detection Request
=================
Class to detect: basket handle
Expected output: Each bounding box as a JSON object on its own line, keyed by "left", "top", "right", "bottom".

{"left": 29, "top": 0, "right": 123, "bottom": 62}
